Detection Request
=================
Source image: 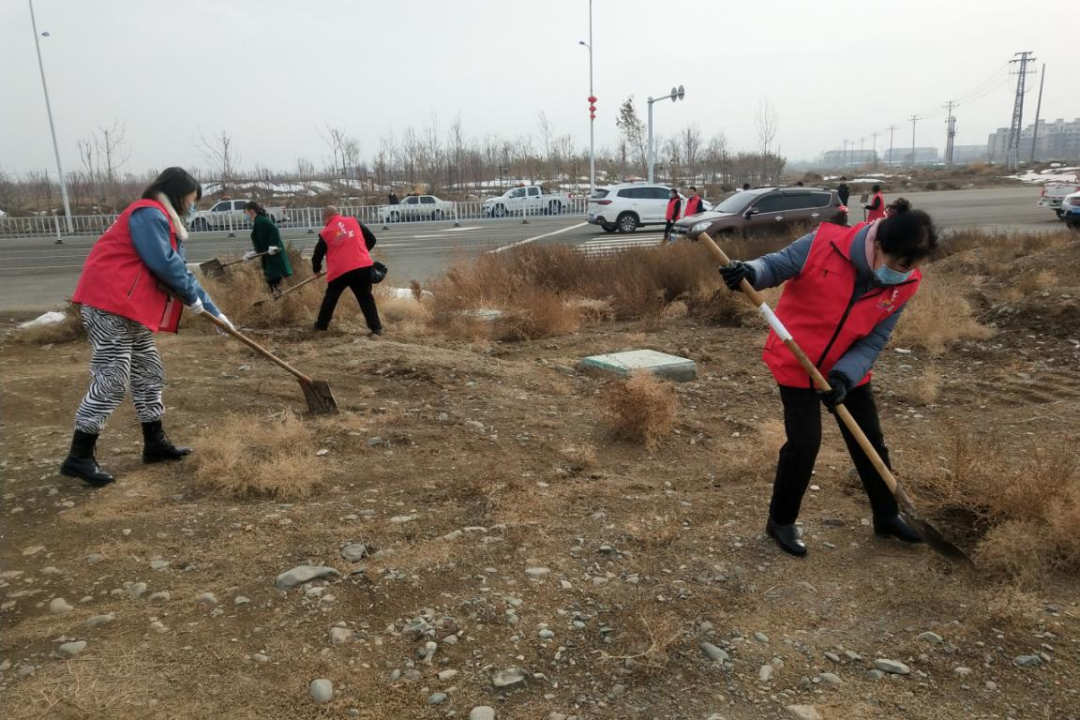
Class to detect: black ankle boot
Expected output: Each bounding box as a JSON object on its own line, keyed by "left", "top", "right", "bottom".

{"left": 60, "top": 430, "right": 115, "bottom": 487}
{"left": 142, "top": 420, "right": 191, "bottom": 463}
{"left": 766, "top": 518, "right": 807, "bottom": 558}
{"left": 874, "top": 514, "right": 924, "bottom": 544}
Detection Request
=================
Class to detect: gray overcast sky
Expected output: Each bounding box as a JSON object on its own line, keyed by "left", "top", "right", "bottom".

{"left": 1, "top": 0, "right": 1075, "bottom": 176}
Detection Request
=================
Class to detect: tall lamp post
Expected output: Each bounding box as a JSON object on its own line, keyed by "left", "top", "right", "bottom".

{"left": 647, "top": 85, "right": 685, "bottom": 183}
{"left": 579, "top": 0, "right": 596, "bottom": 198}
{"left": 29, "top": 0, "right": 74, "bottom": 235}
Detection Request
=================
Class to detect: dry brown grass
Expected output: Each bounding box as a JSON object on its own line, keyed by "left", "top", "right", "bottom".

{"left": 899, "top": 364, "right": 942, "bottom": 406}
{"left": 9, "top": 304, "right": 84, "bottom": 344}
{"left": 193, "top": 410, "right": 328, "bottom": 500}
{"left": 200, "top": 246, "right": 323, "bottom": 328}
{"left": 892, "top": 274, "right": 995, "bottom": 354}
{"left": 916, "top": 432, "right": 1080, "bottom": 584}
{"left": 601, "top": 373, "right": 678, "bottom": 449}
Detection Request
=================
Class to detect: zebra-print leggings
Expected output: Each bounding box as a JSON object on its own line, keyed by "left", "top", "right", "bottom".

{"left": 74, "top": 305, "right": 166, "bottom": 434}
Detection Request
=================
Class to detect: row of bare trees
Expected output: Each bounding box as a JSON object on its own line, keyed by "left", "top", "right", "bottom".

{"left": 1, "top": 108, "right": 788, "bottom": 214}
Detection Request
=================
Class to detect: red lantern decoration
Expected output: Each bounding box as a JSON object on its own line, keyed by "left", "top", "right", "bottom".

{"left": 588, "top": 95, "right": 597, "bottom": 103}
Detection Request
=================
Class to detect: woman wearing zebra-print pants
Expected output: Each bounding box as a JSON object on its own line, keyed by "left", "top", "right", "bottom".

{"left": 63, "top": 168, "right": 233, "bottom": 487}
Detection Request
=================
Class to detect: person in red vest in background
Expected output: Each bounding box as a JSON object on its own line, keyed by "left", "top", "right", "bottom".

{"left": 63, "top": 167, "right": 233, "bottom": 487}
{"left": 312, "top": 205, "right": 383, "bottom": 336}
{"left": 663, "top": 188, "right": 682, "bottom": 242}
{"left": 718, "top": 198, "right": 936, "bottom": 558}
{"left": 864, "top": 184, "right": 886, "bottom": 222}
{"left": 684, "top": 186, "right": 705, "bottom": 216}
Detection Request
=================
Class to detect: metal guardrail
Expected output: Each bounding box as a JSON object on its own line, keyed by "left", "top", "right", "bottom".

{"left": 0, "top": 197, "right": 590, "bottom": 239}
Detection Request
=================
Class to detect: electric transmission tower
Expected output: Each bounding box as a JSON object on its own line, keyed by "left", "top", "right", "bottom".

{"left": 1006, "top": 51, "right": 1036, "bottom": 170}
{"left": 944, "top": 101, "right": 956, "bottom": 167}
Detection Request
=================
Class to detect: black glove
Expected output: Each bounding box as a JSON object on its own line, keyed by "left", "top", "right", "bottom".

{"left": 718, "top": 260, "right": 756, "bottom": 291}
{"left": 818, "top": 371, "right": 851, "bottom": 412}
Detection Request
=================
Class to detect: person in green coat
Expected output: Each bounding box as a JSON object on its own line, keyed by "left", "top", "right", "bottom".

{"left": 243, "top": 201, "right": 293, "bottom": 295}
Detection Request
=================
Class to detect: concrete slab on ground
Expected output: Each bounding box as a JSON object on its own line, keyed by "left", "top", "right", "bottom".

{"left": 578, "top": 349, "right": 697, "bottom": 382}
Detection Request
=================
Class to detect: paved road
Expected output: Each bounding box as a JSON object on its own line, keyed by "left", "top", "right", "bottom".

{"left": 0, "top": 186, "right": 1059, "bottom": 312}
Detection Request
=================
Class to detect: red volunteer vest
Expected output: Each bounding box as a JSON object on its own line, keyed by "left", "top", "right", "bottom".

{"left": 71, "top": 199, "right": 184, "bottom": 333}
{"left": 762, "top": 222, "right": 921, "bottom": 388}
{"left": 665, "top": 198, "right": 681, "bottom": 221}
{"left": 685, "top": 196, "right": 703, "bottom": 216}
{"left": 321, "top": 215, "right": 373, "bottom": 282}
{"left": 867, "top": 192, "right": 886, "bottom": 222}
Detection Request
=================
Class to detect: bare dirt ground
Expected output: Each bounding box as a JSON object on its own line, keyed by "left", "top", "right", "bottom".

{"left": 2, "top": 232, "right": 1079, "bottom": 720}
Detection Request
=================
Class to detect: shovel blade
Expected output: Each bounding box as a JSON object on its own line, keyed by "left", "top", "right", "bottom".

{"left": 199, "top": 259, "right": 224, "bottom": 278}
{"left": 300, "top": 378, "right": 338, "bottom": 415}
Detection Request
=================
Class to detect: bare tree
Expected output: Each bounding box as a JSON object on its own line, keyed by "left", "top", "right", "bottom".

{"left": 615, "top": 97, "right": 647, "bottom": 176}
{"left": 447, "top": 116, "right": 467, "bottom": 193}
{"left": 97, "top": 122, "right": 129, "bottom": 209}
{"left": 755, "top": 99, "right": 779, "bottom": 179}
{"left": 537, "top": 112, "right": 555, "bottom": 179}
{"left": 681, "top": 123, "right": 703, "bottom": 184}
{"left": 198, "top": 130, "right": 241, "bottom": 191}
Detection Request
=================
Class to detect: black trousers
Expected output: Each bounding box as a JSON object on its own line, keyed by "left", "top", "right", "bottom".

{"left": 769, "top": 383, "right": 898, "bottom": 524}
{"left": 316, "top": 268, "right": 382, "bottom": 331}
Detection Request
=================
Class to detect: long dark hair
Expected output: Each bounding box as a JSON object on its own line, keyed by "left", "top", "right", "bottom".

{"left": 243, "top": 201, "right": 268, "bottom": 216}
{"left": 142, "top": 167, "right": 202, "bottom": 213}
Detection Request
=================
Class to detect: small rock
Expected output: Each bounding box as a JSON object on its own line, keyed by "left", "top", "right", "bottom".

{"left": 59, "top": 641, "right": 87, "bottom": 656}
{"left": 149, "top": 591, "right": 171, "bottom": 602}
{"left": 195, "top": 592, "right": 218, "bottom": 607}
{"left": 874, "top": 658, "right": 911, "bottom": 675}
{"left": 539, "top": 629, "right": 555, "bottom": 640}
{"left": 786, "top": 705, "right": 823, "bottom": 720}
{"left": 868, "top": 669, "right": 886, "bottom": 680}
{"left": 309, "top": 679, "right": 333, "bottom": 704}
{"left": 85, "top": 613, "right": 116, "bottom": 628}
{"left": 438, "top": 669, "right": 459, "bottom": 681}
{"left": 470, "top": 707, "right": 496, "bottom": 720}
{"left": 127, "top": 582, "right": 148, "bottom": 600}
{"left": 150, "top": 560, "right": 170, "bottom": 571}
{"left": 49, "top": 598, "right": 73, "bottom": 614}
{"left": 252, "top": 653, "right": 269, "bottom": 663}
{"left": 428, "top": 693, "right": 448, "bottom": 705}
{"left": 329, "top": 627, "right": 352, "bottom": 646}
{"left": 492, "top": 667, "right": 526, "bottom": 689}
{"left": 700, "top": 642, "right": 729, "bottom": 662}
{"left": 985, "top": 680, "right": 998, "bottom": 691}
{"left": 1013, "top": 655, "right": 1042, "bottom": 668}
{"left": 524, "top": 567, "right": 550, "bottom": 578}
{"left": 340, "top": 543, "right": 369, "bottom": 562}
{"left": 917, "top": 631, "right": 944, "bottom": 645}
{"left": 389, "top": 515, "right": 415, "bottom": 524}
{"left": 275, "top": 565, "right": 340, "bottom": 590}
{"left": 824, "top": 651, "right": 841, "bottom": 663}
{"left": 818, "top": 672, "right": 842, "bottom": 686}
{"left": 954, "top": 666, "right": 972, "bottom": 676}
{"left": 754, "top": 632, "right": 769, "bottom": 643}
{"left": 759, "top": 665, "right": 774, "bottom": 682}
{"left": 234, "top": 595, "right": 250, "bottom": 605}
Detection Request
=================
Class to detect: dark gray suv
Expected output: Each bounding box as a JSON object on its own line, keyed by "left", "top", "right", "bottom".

{"left": 668, "top": 187, "right": 846, "bottom": 241}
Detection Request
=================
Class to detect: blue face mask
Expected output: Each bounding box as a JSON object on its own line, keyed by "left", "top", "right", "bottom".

{"left": 874, "top": 265, "right": 913, "bottom": 285}
{"left": 188, "top": 203, "right": 196, "bottom": 218}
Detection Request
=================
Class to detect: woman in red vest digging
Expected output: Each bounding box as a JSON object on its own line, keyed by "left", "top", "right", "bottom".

{"left": 719, "top": 199, "right": 937, "bottom": 557}
{"left": 63, "top": 167, "right": 232, "bottom": 487}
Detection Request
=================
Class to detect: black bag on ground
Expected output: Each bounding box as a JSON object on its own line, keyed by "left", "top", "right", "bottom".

{"left": 370, "top": 261, "right": 388, "bottom": 284}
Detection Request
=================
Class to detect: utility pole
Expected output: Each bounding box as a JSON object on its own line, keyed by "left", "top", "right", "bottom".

{"left": 908, "top": 115, "right": 920, "bottom": 168}
{"left": 842, "top": 139, "right": 849, "bottom": 167}
{"left": 1006, "top": 51, "right": 1036, "bottom": 170}
{"left": 859, "top": 136, "right": 865, "bottom": 165}
{"left": 944, "top": 101, "right": 957, "bottom": 167}
{"left": 1030, "top": 63, "right": 1046, "bottom": 163}
{"left": 886, "top": 124, "right": 898, "bottom": 166}
{"left": 29, "top": 0, "right": 74, "bottom": 235}
{"left": 870, "top": 131, "right": 880, "bottom": 168}
{"left": 580, "top": 0, "right": 596, "bottom": 196}
{"left": 646, "top": 85, "right": 685, "bottom": 183}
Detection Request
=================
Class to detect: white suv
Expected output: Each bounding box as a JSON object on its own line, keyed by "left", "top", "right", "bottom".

{"left": 587, "top": 183, "right": 683, "bottom": 233}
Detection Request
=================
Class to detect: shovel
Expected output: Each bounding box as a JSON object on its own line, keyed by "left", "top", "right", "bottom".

{"left": 201, "top": 312, "right": 338, "bottom": 415}
{"left": 252, "top": 272, "right": 326, "bottom": 307}
{"left": 199, "top": 251, "right": 268, "bottom": 278}
{"left": 699, "top": 233, "right": 972, "bottom": 567}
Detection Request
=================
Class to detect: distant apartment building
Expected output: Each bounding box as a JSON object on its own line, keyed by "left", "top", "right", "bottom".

{"left": 821, "top": 149, "right": 879, "bottom": 168}
{"left": 950, "top": 145, "right": 989, "bottom": 164}
{"left": 987, "top": 117, "right": 1080, "bottom": 162}
{"left": 883, "top": 147, "right": 939, "bottom": 166}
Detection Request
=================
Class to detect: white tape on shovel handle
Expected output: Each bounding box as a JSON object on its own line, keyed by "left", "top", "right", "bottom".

{"left": 758, "top": 303, "right": 792, "bottom": 341}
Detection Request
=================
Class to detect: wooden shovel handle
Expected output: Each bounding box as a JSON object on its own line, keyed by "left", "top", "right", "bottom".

{"left": 221, "top": 251, "right": 269, "bottom": 268}
{"left": 275, "top": 271, "right": 326, "bottom": 300}
{"left": 698, "top": 233, "right": 899, "bottom": 495}
{"left": 201, "top": 312, "right": 313, "bottom": 385}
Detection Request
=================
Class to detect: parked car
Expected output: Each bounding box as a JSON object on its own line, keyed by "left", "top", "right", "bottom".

{"left": 1038, "top": 177, "right": 1080, "bottom": 219}
{"left": 377, "top": 194, "right": 455, "bottom": 222}
{"left": 481, "top": 185, "right": 570, "bottom": 218}
{"left": 587, "top": 183, "right": 695, "bottom": 234}
{"left": 189, "top": 199, "right": 287, "bottom": 232}
{"left": 1062, "top": 191, "right": 1080, "bottom": 231}
{"left": 668, "top": 187, "right": 845, "bottom": 242}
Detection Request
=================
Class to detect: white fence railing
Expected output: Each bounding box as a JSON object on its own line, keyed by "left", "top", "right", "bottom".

{"left": 0, "top": 197, "right": 589, "bottom": 239}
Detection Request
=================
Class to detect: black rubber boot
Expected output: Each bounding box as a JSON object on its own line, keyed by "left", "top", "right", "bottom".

{"left": 142, "top": 420, "right": 191, "bottom": 463}
{"left": 60, "top": 430, "right": 115, "bottom": 487}
{"left": 766, "top": 518, "right": 807, "bottom": 558}
{"left": 874, "top": 514, "right": 925, "bottom": 544}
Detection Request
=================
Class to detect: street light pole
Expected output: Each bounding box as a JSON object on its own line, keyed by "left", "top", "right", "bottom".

{"left": 29, "top": 0, "right": 73, "bottom": 235}
{"left": 579, "top": 10, "right": 596, "bottom": 197}
{"left": 647, "top": 85, "right": 685, "bottom": 183}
